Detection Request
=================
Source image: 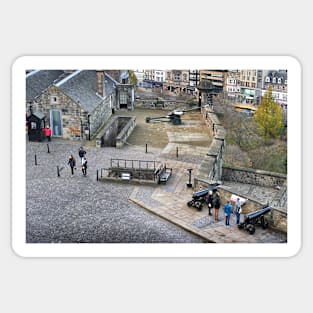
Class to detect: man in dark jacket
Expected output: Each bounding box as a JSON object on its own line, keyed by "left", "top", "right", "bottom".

{"left": 207, "top": 190, "right": 214, "bottom": 216}
{"left": 213, "top": 190, "right": 221, "bottom": 222}
{"left": 68, "top": 155, "right": 76, "bottom": 177}
{"left": 78, "top": 147, "right": 86, "bottom": 165}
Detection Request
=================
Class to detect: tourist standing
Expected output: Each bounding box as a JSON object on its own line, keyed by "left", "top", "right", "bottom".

{"left": 207, "top": 190, "right": 214, "bottom": 216}
{"left": 81, "top": 156, "right": 88, "bottom": 176}
{"left": 224, "top": 201, "right": 233, "bottom": 227}
{"left": 78, "top": 146, "right": 86, "bottom": 165}
{"left": 235, "top": 197, "right": 242, "bottom": 224}
{"left": 68, "top": 155, "right": 76, "bottom": 177}
{"left": 212, "top": 190, "right": 221, "bottom": 222}
{"left": 45, "top": 125, "right": 52, "bottom": 142}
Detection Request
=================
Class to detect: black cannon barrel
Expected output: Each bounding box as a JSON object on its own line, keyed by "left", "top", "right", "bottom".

{"left": 192, "top": 185, "right": 218, "bottom": 198}
{"left": 245, "top": 207, "right": 271, "bottom": 220}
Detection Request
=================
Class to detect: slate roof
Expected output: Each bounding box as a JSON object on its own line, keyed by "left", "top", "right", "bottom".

{"left": 26, "top": 70, "right": 64, "bottom": 102}
{"left": 57, "top": 70, "right": 103, "bottom": 112}
{"left": 264, "top": 70, "right": 288, "bottom": 81}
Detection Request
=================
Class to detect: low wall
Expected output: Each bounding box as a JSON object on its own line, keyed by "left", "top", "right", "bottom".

{"left": 194, "top": 107, "right": 226, "bottom": 188}
{"left": 96, "top": 116, "right": 136, "bottom": 148}
{"left": 222, "top": 166, "right": 286, "bottom": 188}
{"left": 116, "top": 117, "right": 136, "bottom": 148}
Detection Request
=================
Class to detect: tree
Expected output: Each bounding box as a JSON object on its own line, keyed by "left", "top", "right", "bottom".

{"left": 128, "top": 70, "right": 138, "bottom": 87}
{"left": 253, "top": 87, "right": 284, "bottom": 140}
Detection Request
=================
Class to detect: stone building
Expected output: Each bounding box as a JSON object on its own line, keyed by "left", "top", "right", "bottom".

{"left": 199, "top": 70, "right": 228, "bottom": 94}
{"left": 163, "top": 70, "right": 190, "bottom": 94}
{"left": 26, "top": 70, "right": 135, "bottom": 140}
{"left": 263, "top": 70, "right": 288, "bottom": 108}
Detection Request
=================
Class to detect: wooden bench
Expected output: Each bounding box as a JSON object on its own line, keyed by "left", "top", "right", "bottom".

{"left": 121, "top": 173, "right": 131, "bottom": 180}
{"left": 158, "top": 167, "right": 172, "bottom": 183}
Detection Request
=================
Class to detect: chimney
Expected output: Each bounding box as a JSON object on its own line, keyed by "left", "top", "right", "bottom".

{"left": 96, "top": 70, "right": 104, "bottom": 97}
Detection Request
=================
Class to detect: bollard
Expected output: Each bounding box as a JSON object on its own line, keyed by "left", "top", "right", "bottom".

{"left": 57, "top": 166, "right": 60, "bottom": 177}
{"left": 187, "top": 168, "right": 193, "bottom": 187}
{"left": 47, "top": 144, "right": 50, "bottom": 153}
{"left": 176, "top": 147, "right": 178, "bottom": 158}
{"left": 96, "top": 169, "right": 99, "bottom": 181}
{"left": 145, "top": 144, "right": 148, "bottom": 153}
{"left": 35, "top": 154, "right": 37, "bottom": 165}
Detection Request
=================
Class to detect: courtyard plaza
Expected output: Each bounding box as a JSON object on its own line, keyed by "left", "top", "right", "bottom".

{"left": 26, "top": 108, "right": 287, "bottom": 243}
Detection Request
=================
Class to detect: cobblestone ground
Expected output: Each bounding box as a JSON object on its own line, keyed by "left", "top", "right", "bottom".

{"left": 26, "top": 139, "right": 206, "bottom": 243}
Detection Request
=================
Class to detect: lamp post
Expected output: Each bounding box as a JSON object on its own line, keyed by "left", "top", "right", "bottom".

{"left": 187, "top": 168, "right": 193, "bottom": 188}
{"left": 87, "top": 114, "right": 90, "bottom": 141}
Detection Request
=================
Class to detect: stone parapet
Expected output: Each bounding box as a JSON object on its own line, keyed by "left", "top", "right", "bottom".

{"left": 222, "top": 166, "right": 286, "bottom": 188}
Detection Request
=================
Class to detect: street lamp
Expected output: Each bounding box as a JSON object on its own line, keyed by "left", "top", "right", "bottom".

{"left": 87, "top": 114, "right": 90, "bottom": 141}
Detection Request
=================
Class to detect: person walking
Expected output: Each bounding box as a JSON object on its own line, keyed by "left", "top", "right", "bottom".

{"left": 78, "top": 146, "right": 86, "bottom": 165}
{"left": 81, "top": 156, "right": 87, "bottom": 176}
{"left": 68, "top": 154, "right": 76, "bottom": 177}
{"left": 235, "top": 197, "right": 242, "bottom": 224}
{"left": 224, "top": 201, "right": 233, "bottom": 227}
{"left": 207, "top": 190, "right": 214, "bottom": 216}
{"left": 212, "top": 190, "right": 221, "bottom": 222}
{"left": 45, "top": 125, "right": 52, "bottom": 142}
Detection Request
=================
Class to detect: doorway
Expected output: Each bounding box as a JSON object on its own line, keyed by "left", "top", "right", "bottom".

{"left": 50, "top": 109, "right": 63, "bottom": 137}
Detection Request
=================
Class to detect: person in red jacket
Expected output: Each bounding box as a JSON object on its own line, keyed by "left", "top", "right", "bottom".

{"left": 45, "top": 125, "right": 52, "bottom": 141}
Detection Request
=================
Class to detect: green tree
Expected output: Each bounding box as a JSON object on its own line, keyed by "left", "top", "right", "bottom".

{"left": 128, "top": 70, "right": 138, "bottom": 87}
{"left": 254, "top": 87, "right": 284, "bottom": 140}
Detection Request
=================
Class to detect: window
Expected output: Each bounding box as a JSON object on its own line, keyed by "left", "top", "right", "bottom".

{"left": 265, "top": 77, "right": 270, "bottom": 83}
{"left": 50, "top": 95, "right": 58, "bottom": 104}
{"left": 285, "top": 80, "right": 288, "bottom": 85}
{"left": 272, "top": 77, "right": 276, "bottom": 83}
{"left": 120, "top": 91, "right": 128, "bottom": 104}
{"left": 278, "top": 78, "right": 281, "bottom": 84}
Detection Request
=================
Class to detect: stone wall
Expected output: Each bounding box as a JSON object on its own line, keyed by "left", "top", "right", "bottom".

{"left": 222, "top": 166, "right": 286, "bottom": 188}
{"left": 96, "top": 116, "right": 136, "bottom": 148}
{"left": 194, "top": 106, "right": 226, "bottom": 189}
{"left": 116, "top": 117, "right": 136, "bottom": 148}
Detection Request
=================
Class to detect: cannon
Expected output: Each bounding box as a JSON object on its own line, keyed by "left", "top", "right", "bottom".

{"left": 187, "top": 184, "right": 219, "bottom": 211}
{"left": 146, "top": 106, "right": 201, "bottom": 125}
{"left": 146, "top": 112, "right": 182, "bottom": 125}
{"left": 238, "top": 206, "right": 271, "bottom": 234}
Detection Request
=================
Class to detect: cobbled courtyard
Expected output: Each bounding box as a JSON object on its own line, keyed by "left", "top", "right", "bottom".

{"left": 26, "top": 136, "right": 206, "bottom": 243}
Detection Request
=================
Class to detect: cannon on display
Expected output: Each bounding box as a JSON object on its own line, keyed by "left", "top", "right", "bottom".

{"left": 187, "top": 184, "right": 219, "bottom": 211}
{"left": 146, "top": 106, "right": 201, "bottom": 125}
{"left": 238, "top": 206, "right": 271, "bottom": 234}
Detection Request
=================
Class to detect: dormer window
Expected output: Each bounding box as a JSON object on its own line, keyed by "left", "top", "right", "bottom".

{"left": 265, "top": 76, "right": 270, "bottom": 83}
{"left": 272, "top": 77, "right": 276, "bottom": 83}
{"left": 278, "top": 78, "right": 281, "bottom": 84}
{"left": 285, "top": 80, "right": 288, "bottom": 85}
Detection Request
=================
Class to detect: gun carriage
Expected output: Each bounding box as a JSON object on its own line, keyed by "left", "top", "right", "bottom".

{"left": 238, "top": 206, "right": 271, "bottom": 234}
{"left": 145, "top": 106, "right": 201, "bottom": 125}
{"left": 187, "top": 185, "right": 219, "bottom": 211}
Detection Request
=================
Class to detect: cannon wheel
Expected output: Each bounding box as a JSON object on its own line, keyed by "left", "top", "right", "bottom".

{"left": 194, "top": 201, "right": 202, "bottom": 210}
{"left": 238, "top": 223, "right": 244, "bottom": 229}
{"left": 187, "top": 200, "right": 194, "bottom": 207}
{"left": 248, "top": 225, "right": 255, "bottom": 235}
